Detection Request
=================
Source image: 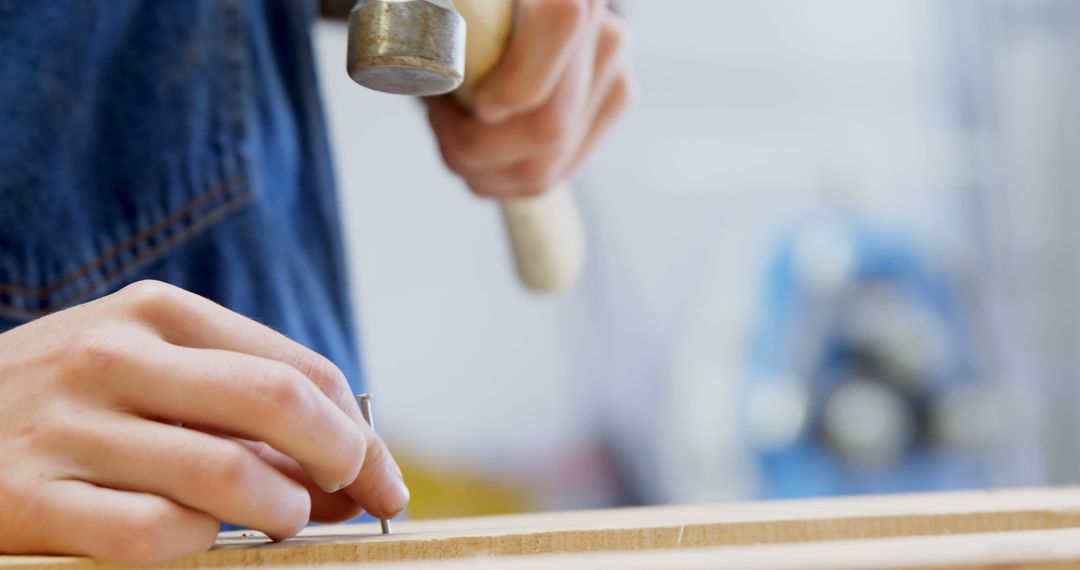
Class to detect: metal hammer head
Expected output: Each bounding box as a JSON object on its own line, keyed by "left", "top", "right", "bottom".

{"left": 346, "top": 0, "right": 467, "bottom": 96}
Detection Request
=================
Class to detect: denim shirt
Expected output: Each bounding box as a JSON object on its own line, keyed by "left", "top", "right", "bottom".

{"left": 0, "top": 1, "right": 362, "bottom": 387}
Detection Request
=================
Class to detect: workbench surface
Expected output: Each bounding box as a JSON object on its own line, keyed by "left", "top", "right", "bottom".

{"left": 2, "top": 487, "right": 1079, "bottom": 569}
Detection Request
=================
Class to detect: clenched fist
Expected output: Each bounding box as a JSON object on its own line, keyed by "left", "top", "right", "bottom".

{"left": 428, "top": 0, "right": 634, "bottom": 199}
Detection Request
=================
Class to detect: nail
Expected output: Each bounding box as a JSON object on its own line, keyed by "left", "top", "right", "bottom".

{"left": 316, "top": 479, "right": 349, "bottom": 494}
{"left": 357, "top": 394, "right": 395, "bottom": 534}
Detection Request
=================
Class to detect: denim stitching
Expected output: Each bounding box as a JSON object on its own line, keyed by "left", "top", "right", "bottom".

{"left": 0, "top": 0, "right": 253, "bottom": 320}
{"left": 0, "top": 175, "right": 245, "bottom": 298}
{"left": 0, "top": 182, "right": 254, "bottom": 320}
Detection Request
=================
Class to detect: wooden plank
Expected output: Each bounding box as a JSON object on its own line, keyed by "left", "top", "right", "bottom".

{"left": 2, "top": 487, "right": 1079, "bottom": 568}
{"left": 313, "top": 528, "right": 1080, "bottom": 570}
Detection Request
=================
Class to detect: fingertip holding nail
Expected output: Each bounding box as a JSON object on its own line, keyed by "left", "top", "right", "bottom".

{"left": 382, "top": 476, "right": 411, "bottom": 517}
{"left": 267, "top": 522, "right": 304, "bottom": 544}
{"left": 267, "top": 492, "right": 312, "bottom": 543}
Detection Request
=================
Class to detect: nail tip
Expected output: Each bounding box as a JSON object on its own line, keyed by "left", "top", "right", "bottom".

{"left": 318, "top": 480, "right": 350, "bottom": 494}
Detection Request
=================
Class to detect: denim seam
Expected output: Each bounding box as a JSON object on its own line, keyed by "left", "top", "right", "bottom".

{"left": 0, "top": 0, "right": 254, "bottom": 320}
{"left": 0, "top": 178, "right": 254, "bottom": 320}
{"left": 0, "top": 175, "right": 246, "bottom": 299}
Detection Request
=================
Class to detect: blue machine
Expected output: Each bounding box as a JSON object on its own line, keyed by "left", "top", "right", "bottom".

{"left": 742, "top": 215, "right": 990, "bottom": 498}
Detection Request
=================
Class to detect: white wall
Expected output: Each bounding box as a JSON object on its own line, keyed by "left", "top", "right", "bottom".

{"left": 314, "top": 24, "right": 587, "bottom": 471}
{"left": 314, "top": 0, "right": 1017, "bottom": 504}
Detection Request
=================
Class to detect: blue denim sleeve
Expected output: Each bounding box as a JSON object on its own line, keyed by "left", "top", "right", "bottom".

{"left": 0, "top": 0, "right": 363, "bottom": 387}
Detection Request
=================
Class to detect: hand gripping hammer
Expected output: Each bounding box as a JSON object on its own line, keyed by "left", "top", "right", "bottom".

{"left": 346, "top": 0, "right": 586, "bottom": 293}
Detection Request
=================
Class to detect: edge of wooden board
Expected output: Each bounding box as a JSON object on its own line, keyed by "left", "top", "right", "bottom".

{"left": 3, "top": 487, "right": 1079, "bottom": 568}
{"left": 305, "top": 527, "right": 1080, "bottom": 570}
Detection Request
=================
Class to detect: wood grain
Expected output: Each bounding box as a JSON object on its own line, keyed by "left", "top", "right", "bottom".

{"left": 317, "top": 528, "right": 1080, "bottom": 570}
{"left": 3, "top": 488, "right": 1080, "bottom": 568}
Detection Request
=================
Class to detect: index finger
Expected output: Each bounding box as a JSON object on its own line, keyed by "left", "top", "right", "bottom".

{"left": 112, "top": 281, "right": 359, "bottom": 420}
{"left": 107, "top": 281, "right": 410, "bottom": 515}
{"left": 472, "top": 0, "right": 590, "bottom": 123}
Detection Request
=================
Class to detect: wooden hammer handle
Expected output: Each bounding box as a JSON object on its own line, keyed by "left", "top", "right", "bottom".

{"left": 454, "top": 0, "right": 586, "bottom": 292}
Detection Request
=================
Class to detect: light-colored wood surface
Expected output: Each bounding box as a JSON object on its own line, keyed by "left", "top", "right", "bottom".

{"left": 305, "top": 528, "right": 1080, "bottom": 569}
{"left": 454, "top": 0, "right": 587, "bottom": 293}
{"left": 3, "top": 488, "right": 1080, "bottom": 568}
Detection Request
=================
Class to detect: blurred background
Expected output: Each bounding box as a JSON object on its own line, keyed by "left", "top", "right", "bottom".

{"left": 314, "top": 0, "right": 1080, "bottom": 518}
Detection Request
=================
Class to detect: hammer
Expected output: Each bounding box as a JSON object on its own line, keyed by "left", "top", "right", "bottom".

{"left": 346, "top": 0, "right": 586, "bottom": 293}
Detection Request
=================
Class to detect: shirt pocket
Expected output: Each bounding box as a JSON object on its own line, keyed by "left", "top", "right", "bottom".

{"left": 0, "top": 0, "right": 256, "bottom": 321}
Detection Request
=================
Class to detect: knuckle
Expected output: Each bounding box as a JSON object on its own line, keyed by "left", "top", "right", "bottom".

{"left": 117, "top": 280, "right": 177, "bottom": 309}
{"left": 115, "top": 279, "right": 187, "bottom": 323}
{"left": 533, "top": 110, "right": 572, "bottom": 146}
{"left": 253, "top": 363, "right": 309, "bottom": 421}
{"left": 196, "top": 444, "right": 257, "bottom": 504}
{"left": 294, "top": 350, "right": 338, "bottom": 384}
{"left": 105, "top": 502, "right": 173, "bottom": 564}
{"left": 66, "top": 327, "right": 129, "bottom": 372}
{"left": 206, "top": 444, "right": 255, "bottom": 486}
{"left": 296, "top": 351, "right": 350, "bottom": 401}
